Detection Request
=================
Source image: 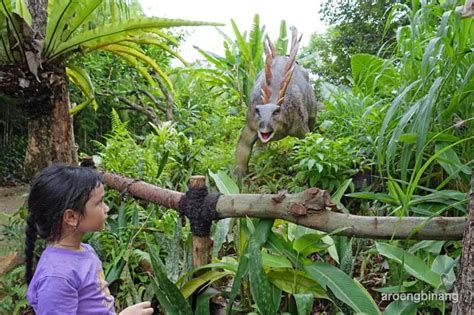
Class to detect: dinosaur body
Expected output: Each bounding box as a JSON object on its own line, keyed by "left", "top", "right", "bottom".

{"left": 235, "top": 28, "right": 317, "bottom": 177}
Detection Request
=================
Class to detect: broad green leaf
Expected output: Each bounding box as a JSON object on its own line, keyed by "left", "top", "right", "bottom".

{"left": 376, "top": 243, "right": 442, "bottom": 288}
{"left": 383, "top": 300, "right": 418, "bottom": 315}
{"left": 293, "top": 233, "right": 329, "bottom": 257}
{"left": 249, "top": 237, "right": 281, "bottom": 314}
{"left": 304, "top": 262, "right": 380, "bottom": 314}
{"left": 208, "top": 170, "right": 240, "bottom": 194}
{"left": 293, "top": 293, "right": 314, "bottom": 315}
{"left": 262, "top": 250, "right": 293, "bottom": 269}
{"left": 431, "top": 255, "right": 456, "bottom": 286}
{"left": 180, "top": 269, "right": 232, "bottom": 299}
{"left": 45, "top": 0, "right": 102, "bottom": 56}
{"left": 408, "top": 240, "right": 444, "bottom": 255}
{"left": 435, "top": 143, "right": 471, "bottom": 177}
{"left": 194, "top": 287, "right": 221, "bottom": 315}
{"left": 346, "top": 192, "right": 398, "bottom": 204}
{"left": 267, "top": 233, "right": 379, "bottom": 314}
{"left": 227, "top": 219, "right": 274, "bottom": 314}
{"left": 267, "top": 270, "right": 328, "bottom": 299}
{"left": 146, "top": 241, "right": 193, "bottom": 315}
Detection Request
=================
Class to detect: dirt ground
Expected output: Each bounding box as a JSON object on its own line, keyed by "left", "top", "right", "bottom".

{"left": 0, "top": 186, "right": 28, "bottom": 223}
{"left": 0, "top": 185, "right": 28, "bottom": 275}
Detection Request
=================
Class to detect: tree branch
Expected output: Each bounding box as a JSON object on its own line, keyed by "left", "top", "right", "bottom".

{"left": 117, "top": 96, "right": 161, "bottom": 126}
{"left": 101, "top": 171, "right": 466, "bottom": 240}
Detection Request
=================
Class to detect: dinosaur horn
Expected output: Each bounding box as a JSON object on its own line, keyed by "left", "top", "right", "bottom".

{"left": 278, "top": 27, "right": 301, "bottom": 106}
{"left": 261, "top": 35, "right": 275, "bottom": 104}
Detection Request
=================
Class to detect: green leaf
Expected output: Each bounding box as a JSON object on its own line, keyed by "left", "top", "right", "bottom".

{"left": 66, "top": 65, "right": 97, "bottom": 114}
{"left": 209, "top": 170, "right": 240, "bottom": 194}
{"left": 267, "top": 270, "right": 328, "bottom": 299}
{"left": 227, "top": 219, "right": 274, "bottom": 314}
{"left": 376, "top": 243, "right": 442, "bottom": 288}
{"left": 262, "top": 251, "right": 293, "bottom": 269}
{"left": 304, "top": 262, "right": 380, "bottom": 314}
{"left": 293, "top": 293, "right": 314, "bottom": 315}
{"left": 267, "top": 234, "right": 379, "bottom": 314}
{"left": 435, "top": 143, "right": 471, "bottom": 177}
{"left": 180, "top": 270, "right": 232, "bottom": 299}
{"left": 146, "top": 241, "right": 193, "bottom": 315}
{"left": 49, "top": 17, "right": 222, "bottom": 59}
{"left": 383, "top": 300, "right": 418, "bottom": 315}
{"left": 431, "top": 255, "right": 456, "bottom": 285}
{"left": 13, "top": 0, "right": 31, "bottom": 26}
{"left": 194, "top": 287, "right": 221, "bottom": 315}
{"left": 249, "top": 237, "right": 281, "bottom": 314}
{"left": 293, "top": 233, "right": 329, "bottom": 257}
{"left": 346, "top": 192, "right": 398, "bottom": 204}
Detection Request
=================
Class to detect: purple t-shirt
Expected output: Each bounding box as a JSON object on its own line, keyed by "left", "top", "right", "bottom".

{"left": 27, "top": 243, "right": 115, "bottom": 315}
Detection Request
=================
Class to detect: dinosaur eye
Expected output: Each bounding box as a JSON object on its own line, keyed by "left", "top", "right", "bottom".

{"left": 256, "top": 108, "right": 261, "bottom": 116}
{"left": 273, "top": 108, "right": 281, "bottom": 115}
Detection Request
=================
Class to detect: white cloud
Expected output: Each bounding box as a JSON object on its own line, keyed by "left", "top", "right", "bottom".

{"left": 139, "top": 0, "right": 327, "bottom": 62}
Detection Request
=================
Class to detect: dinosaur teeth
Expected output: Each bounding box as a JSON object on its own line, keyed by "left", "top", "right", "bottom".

{"left": 258, "top": 131, "right": 274, "bottom": 143}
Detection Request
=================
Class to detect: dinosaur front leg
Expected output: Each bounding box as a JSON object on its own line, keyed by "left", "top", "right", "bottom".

{"left": 234, "top": 126, "right": 258, "bottom": 179}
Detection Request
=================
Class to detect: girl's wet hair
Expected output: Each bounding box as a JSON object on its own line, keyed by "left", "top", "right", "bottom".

{"left": 25, "top": 165, "right": 102, "bottom": 284}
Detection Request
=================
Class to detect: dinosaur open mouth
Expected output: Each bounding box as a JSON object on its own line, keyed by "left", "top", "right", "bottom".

{"left": 258, "top": 131, "right": 274, "bottom": 143}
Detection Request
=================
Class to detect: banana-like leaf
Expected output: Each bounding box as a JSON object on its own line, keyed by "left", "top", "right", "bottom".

{"left": 303, "top": 262, "right": 380, "bottom": 314}
{"left": 248, "top": 14, "right": 264, "bottom": 68}
{"left": 267, "top": 233, "right": 380, "bottom": 314}
{"left": 275, "top": 20, "right": 288, "bottom": 55}
{"left": 267, "top": 270, "right": 328, "bottom": 299}
{"left": 376, "top": 242, "right": 442, "bottom": 288}
{"left": 180, "top": 269, "right": 232, "bottom": 299}
{"left": 230, "top": 19, "right": 251, "bottom": 63}
{"left": 383, "top": 300, "right": 418, "bottom": 315}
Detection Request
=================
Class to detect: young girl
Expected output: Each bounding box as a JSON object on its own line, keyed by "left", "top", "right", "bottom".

{"left": 25, "top": 165, "right": 154, "bottom": 315}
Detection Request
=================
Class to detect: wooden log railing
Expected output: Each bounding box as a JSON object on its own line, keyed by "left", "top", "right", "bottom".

{"left": 101, "top": 171, "right": 466, "bottom": 241}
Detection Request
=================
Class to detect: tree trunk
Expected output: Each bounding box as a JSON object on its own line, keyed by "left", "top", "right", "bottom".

{"left": 453, "top": 167, "right": 474, "bottom": 314}
{"left": 20, "top": 0, "right": 76, "bottom": 179}
{"left": 24, "top": 75, "right": 75, "bottom": 178}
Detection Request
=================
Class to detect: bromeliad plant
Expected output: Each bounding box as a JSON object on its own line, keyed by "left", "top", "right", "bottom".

{"left": 0, "top": 0, "right": 220, "bottom": 178}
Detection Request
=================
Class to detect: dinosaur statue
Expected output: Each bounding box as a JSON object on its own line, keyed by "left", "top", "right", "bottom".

{"left": 234, "top": 27, "right": 317, "bottom": 178}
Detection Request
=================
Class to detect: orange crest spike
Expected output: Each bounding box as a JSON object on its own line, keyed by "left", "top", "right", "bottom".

{"left": 278, "top": 28, "right": 301, "bottom": 106}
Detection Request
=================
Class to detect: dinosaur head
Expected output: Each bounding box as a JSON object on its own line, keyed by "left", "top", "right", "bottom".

{"left": 255, "top": 104, "right": 281, "bottom": 143}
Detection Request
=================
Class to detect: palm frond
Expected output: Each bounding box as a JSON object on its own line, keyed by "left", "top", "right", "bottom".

{"left": 48, "top": 18, "right": 222, "bottom": 60}
{"left": 101, "top": 43, "right": 173, "bottom": 91}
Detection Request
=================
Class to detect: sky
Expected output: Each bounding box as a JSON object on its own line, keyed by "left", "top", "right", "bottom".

{"left": 138, "top": 0, "right": 327, "bottom": 63}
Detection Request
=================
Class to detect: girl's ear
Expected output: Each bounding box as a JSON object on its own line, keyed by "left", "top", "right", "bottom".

{"left": 63, "top": 209, "right": 80, "bottom": 227}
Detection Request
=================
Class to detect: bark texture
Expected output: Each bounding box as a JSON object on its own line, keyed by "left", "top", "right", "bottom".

{"left": 453, "top": 168, "right": 474, "bottom": 314}
{"left": 101, "top": 172, "right": 466, "bottom": 240}
{"left": 23, "top": 73, "right": 75, "bottom": 178}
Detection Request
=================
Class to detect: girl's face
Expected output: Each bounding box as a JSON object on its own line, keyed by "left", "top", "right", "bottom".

{"left": 79, "top": 184, "right": 109, "bottom": 232}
